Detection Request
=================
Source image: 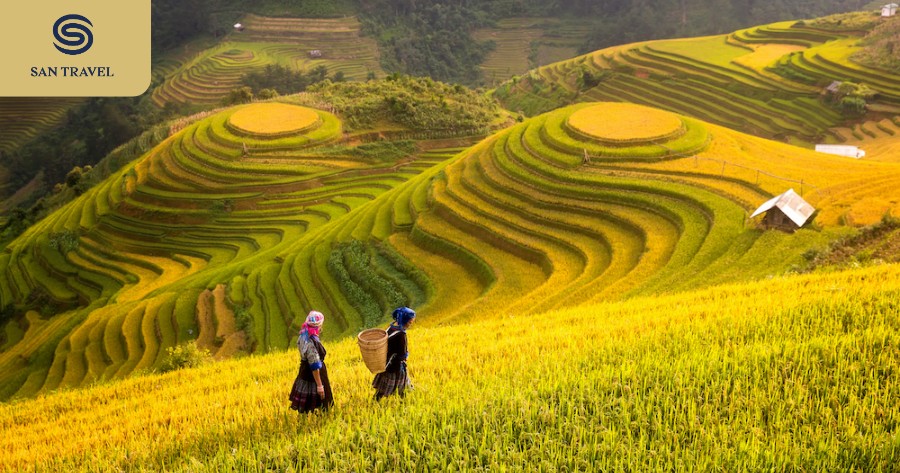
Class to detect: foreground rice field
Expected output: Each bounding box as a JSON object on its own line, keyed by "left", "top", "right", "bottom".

{"left": 1, "top": 262, "right": 899, "bottom": 471}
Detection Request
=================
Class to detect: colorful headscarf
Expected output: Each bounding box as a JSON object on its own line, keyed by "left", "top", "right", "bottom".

{"left": 299, "top": 310, "right": 324, "bottom": 342}
{"left": 391, "top": 306, "right": 416, "bottom": 331}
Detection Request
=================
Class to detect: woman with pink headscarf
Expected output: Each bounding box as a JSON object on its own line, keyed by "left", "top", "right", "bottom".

{"left": 289, "top": 310, "right": 333, "bottom": 412}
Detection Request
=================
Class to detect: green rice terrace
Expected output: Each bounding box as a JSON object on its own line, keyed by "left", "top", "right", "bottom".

{"left": 4, "top": 92, "right": 900, "bottom": 400}
{"left": 0, "top": 98, "right": 84, "bottom": 156}
{"left": 0, "top": 86, "right": 506, "bottom": 399}
{"left": 473, "top": 17, "right": 594, "bottom": 85}
{"left": 152, "top": 15, "right": 383, "bottom": 107}
{"left": 493, "top": 13, "right": 900, "bottom": 148}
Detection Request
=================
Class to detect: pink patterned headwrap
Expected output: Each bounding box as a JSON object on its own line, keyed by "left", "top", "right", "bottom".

{"left": 300, "top": 310, "right": 324, "bottom": 339}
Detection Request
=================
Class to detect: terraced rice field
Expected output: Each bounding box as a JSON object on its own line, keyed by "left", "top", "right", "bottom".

{"left": 474, "top": 17, "right": 592, "bottom": 85}
{"left": 276, "top": 101, "right": 900, "bottom": 328}
{"left": 3, "top": 99, "right": 899, "bottom": 401}
{"left": 152, "top": 15, "right": 383, "bottom": 107}
{"left": 0, "top": 98, "right": 84, "bottom": 154}
{"left": 494, "top": 19, "right": 900, "bottom": 146}
{"left": 0, "top": 102, "right": 442, "bottom": 398}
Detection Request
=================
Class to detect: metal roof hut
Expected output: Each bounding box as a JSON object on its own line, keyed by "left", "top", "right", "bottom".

{"left": 825, "top": 80, "right": 842, "bottom": 95}
{"left": 750, "top": 188, "right": 815, "bottom": 232}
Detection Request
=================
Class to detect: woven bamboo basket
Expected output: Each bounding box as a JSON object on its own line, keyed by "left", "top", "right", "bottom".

{"left": 357, "top": 328, "right": 388, "bottom": 374}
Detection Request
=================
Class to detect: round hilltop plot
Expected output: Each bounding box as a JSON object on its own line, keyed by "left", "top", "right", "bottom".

{"left": 568, "top": 102, "right": 685, "bottom": 144}
{"left": 537, "top": 102, "right": 710, "bottom": 164}
{"left": 227, "top": 103, "right": 322, "bottom": 137}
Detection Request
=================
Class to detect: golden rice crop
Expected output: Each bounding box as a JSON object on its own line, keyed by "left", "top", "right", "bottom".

{"left": 226, "top": 103, "right": 320, "bottom": 136}
{"left": 567, "top": 103, "right": 683, "bottom": 143}
{"left": 731, "top": 44, "right": 805, "bottom": 70}
{"left": 2, "top": 262, "right": 900, "bottom": 471}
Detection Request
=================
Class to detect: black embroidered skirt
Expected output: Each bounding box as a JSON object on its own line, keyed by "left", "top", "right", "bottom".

{"left": 372, "top": 370, "right": 410, "bottom": 398}
{"left": 289, "top": 365, "right": 333, "bottom": 412}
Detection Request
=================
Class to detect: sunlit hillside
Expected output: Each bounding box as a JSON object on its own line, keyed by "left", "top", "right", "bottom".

{"left": 1, "top": 262, "right": 898, "bottom": 471}
{"left": 5, "top": 96, "right": 900, "bottom": 400}
{"left": 493, "top": 12, "right": 900, "bottom": 147}
{"left": 0, "top": 94, "right": 479, "bottom": 399}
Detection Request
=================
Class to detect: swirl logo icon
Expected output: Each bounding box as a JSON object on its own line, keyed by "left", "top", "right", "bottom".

{"left": 53, "top": 14, "right": 94, "bottom": 55}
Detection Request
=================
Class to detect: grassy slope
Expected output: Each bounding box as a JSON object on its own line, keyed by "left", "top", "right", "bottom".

{"left": 1, "top": 262, "right": 899, "bottom": 471}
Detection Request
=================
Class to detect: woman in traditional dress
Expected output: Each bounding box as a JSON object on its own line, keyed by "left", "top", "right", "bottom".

{"left": 372, "top": 306, "right": 416, "bottom": 400}
{"left": 289, "top": 310, "right": 334, "bottom": 412}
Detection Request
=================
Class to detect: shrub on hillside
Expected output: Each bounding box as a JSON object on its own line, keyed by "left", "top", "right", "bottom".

{"left": 826, "top": 81, "right": 877, "bottom": 116}
{"left": 159, "top": 342, "right": 210, "bottom": 373}
{"left": 223, "top": 87, "right": 254, "bottom": 106}
{"left": 240, "top": 64, "right": 331, "bottom": 96}
{"left": 48, "top": 230, "right": 79, "bottom": 254}
{"left": 306, "top": 75, "right": 500, "bottom": 132}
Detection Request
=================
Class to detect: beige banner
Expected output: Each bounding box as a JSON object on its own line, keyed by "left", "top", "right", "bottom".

{"left": 0, "top": 1, "right": 150, "bottom": 96}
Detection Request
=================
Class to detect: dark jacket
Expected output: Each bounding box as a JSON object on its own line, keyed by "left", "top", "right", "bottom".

{"left": 384, "top": 325, "right": 408, "bottom": 373}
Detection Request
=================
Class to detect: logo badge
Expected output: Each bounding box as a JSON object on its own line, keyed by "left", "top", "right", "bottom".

{"left": 53, "top": 14, "right": 94, "bottom": 56}
{"left": 1, "top": 1, "right": 150, "bottom": 97}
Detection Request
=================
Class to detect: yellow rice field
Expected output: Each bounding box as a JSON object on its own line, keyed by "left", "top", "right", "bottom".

{"left": 567, "top": 103, "right": 683, "bottom": 142}
{"left": 1, "top": 262, "right": 899, "bottom": 471}
{"left": 731, "top": 44, "right": 805, "bottom": 70}
{"left": 227, "top": 103, "right": 321, "bottom": 136}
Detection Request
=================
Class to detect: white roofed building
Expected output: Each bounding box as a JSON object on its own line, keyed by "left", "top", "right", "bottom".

{"left": 883, "top": 3, "right": 898, "bottom": 17}
{"left": 750, "top": 189, "right": 815, "bottom": 232}
{"left": 815, "top": 144, "right": 865, "bottom": 159}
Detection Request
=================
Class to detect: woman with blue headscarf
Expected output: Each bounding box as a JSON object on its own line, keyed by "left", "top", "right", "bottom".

{"left": 372, "top": 306, "right": 416, "bottom": 400}
{"left": 289, "top": 310, "right": 333, "bottom": 412}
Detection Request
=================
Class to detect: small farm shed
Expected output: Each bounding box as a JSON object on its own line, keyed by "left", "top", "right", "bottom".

{"left": 309, "top": 50, "right": 323, "bottom": 58}
{"left": 815, "top": 144, "right": 865, "bottom": 159}
{"left": 233, "top": 23, "right": 244, "bottom": 32}
{"left": 824, "top": 81, "right": 842, "bottom": 95}
{"left": 750, "top": 188, "right": 815, "bottom": 232}
{"left": 883, "top": 3, "right": 898, "bottom": 17}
